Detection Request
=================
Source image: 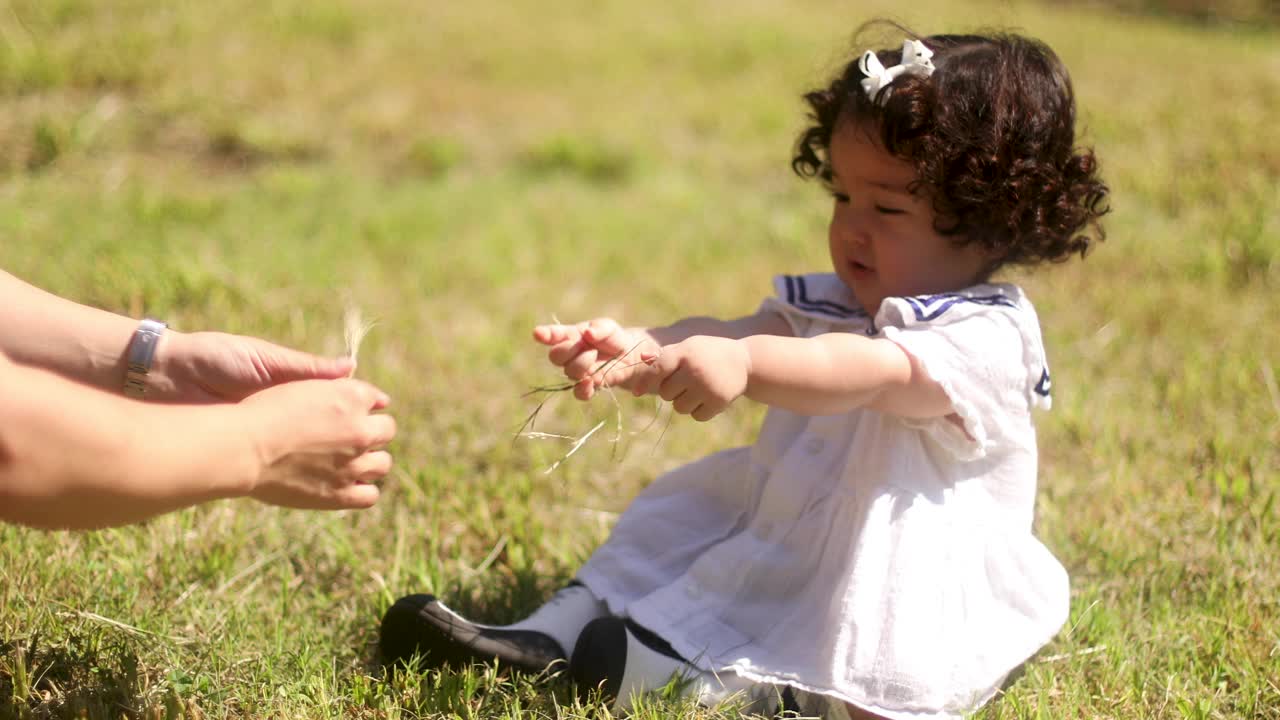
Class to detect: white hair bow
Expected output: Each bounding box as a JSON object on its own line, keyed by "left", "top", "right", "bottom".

{"left": 858, "top": 39, "right": 935, "bottom": 102}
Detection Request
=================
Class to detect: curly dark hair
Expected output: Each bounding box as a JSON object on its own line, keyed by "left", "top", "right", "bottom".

{"left": 793, "top": 23, "right": 1110, "bottom": 269}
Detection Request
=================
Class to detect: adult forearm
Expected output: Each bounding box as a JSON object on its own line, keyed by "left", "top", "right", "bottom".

{"left": 0, "top": 270, "right": 138, "bottom": 392}
{"left": 0, "top": 359, "right": 257, "bottom": 529}
{"left": 740, "top": 333, "right": 913, "bottom": 415}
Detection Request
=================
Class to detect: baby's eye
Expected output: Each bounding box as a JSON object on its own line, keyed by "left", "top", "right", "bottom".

{"left": 830, "top": 191, "right": 850, "bottom": 204}
{"left": 874, "top": 204, "right": 906, "bottom": 215}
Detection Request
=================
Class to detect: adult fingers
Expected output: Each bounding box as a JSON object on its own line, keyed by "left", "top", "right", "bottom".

{"left": 330, "top": 481, "right": 381, "bottom": 509}
{"left": 347, "top": 449, "right": 393, "bottom": 482}
{"left": 356, "top": 413, "right": 397, "bottom": 451}
{"left": 306, "top": 380, "right": 394, "bottom": 450}
{"left": 330, "top": 378, "right": 393, "bottom": 412}
{"left": 253, "top": 336, "right": 355, "bottom": 383}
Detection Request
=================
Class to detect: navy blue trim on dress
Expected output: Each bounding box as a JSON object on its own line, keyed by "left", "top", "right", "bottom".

{"left": 902, "top": 293, "right": 1018, "bottom": 322}
{"left": 783, "top": 275, "right": 864, "bottom": 319}
{"left": 1034, "top": 368, "right": 1052, "bottom": 397}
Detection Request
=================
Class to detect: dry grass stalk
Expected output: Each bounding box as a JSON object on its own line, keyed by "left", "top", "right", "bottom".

{"left": 344, "top": 305, "right": 377, "bottom": 378}
{"left": 1262, "top": 360, "right": 1280, "bottom": 425}
{"left": 541, "top": 420, "right": 606, "bottom": 475}
{"left": 517, "top": 339, "right": 661, "bottom": 472}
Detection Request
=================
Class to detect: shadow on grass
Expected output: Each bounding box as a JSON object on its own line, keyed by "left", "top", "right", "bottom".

{"left": 0, "top": 632, "right": 170, "bottom": 719}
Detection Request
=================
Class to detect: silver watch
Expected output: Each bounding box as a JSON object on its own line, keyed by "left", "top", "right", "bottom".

{"left": 123, "top": 318, "right": 167, "bottom": 399}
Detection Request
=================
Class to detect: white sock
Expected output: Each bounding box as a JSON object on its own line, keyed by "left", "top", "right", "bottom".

{"left": 507, "top": 584, "right": 610, "bottom": 657}
{"left": 612, "top": 626, "right": 771, "bottom": 713}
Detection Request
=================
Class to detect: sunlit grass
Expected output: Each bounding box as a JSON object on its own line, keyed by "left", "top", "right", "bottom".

{"left": 0, "top": 0, "right": 1277, "bottom": 717}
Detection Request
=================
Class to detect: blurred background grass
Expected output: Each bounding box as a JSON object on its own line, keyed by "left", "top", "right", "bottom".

{"left": 0, "top": 0, "right": 1277, "bottom": 718}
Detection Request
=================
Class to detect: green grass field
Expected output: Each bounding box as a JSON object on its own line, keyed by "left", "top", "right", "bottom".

{"left": 1, "top": 0, "right": 1278, "bottom": 717}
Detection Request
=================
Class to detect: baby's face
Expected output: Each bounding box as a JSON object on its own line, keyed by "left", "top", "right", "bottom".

{"left": 826, "top": 121, "right": 991, "bottom": 314}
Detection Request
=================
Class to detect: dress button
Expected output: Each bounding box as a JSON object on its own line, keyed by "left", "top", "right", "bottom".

{"left": 805, "top": 437, "right": 825, "bottom": 455}
{"left": 685, "top": 582, "right": 702, "bottom": 600}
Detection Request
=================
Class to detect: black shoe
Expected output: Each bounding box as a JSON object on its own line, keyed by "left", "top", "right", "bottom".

{"left": 568, "top": 616, "right": 628, "bottom": 701}
{"left": 569, "top": 616, "right": 684, "bottom": 703}
{"left": 776, "top": 687, "right": 803, "bottom": 718}
{"left": 379, "top": 594, "right": 567, "bottom": 672}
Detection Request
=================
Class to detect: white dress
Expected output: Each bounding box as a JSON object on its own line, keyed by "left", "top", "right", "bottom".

{"left": 575, "top": 273, "right": 1069, "bottom": 719}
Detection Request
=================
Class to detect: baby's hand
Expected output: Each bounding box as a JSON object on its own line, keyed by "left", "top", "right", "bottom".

{"left": 630, "top": 336, "right": 749, "bottom": 422}
{"left": 532, "top": 318, "right": 659, "bottom": 400}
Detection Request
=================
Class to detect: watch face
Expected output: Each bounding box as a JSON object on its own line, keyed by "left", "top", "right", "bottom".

{"left": 124, "top": 321, "right": 165, "bottom": 397}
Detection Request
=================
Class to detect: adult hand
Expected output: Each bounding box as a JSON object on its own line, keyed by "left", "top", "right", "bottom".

{"left": 241, "top": 378, "right": 395, "bottom": 510}
{"left": 533, "top": 318, "right": 659, "bottom": 400}
{"left": 153, "top": 330, "right": 355, "bottom": 403}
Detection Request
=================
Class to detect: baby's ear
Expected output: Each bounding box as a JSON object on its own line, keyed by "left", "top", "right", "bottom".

{"left": 980, "top": 242, "right": 1010, "bottom": 274}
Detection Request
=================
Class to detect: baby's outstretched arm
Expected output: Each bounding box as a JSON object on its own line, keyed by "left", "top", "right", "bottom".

{"left": 532, "top": 312, "right": 791, "bottom": 401}
{"left": 740, "top": 333, "right": 949, "bottom": 417}
{"left": 628, "top": 332, "right": 952, "bottom": 420}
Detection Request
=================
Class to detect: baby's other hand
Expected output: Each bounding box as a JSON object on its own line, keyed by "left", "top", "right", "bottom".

{"left": 629, "top": 336, "right": 748, "bottom": 422}
{"left": 532, "top": 318, "right": 658, "bottom": 400}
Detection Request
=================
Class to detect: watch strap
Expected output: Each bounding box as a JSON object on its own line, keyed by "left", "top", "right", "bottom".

{"left": 123, "top": 318, "right": 167, "bottom": 399}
